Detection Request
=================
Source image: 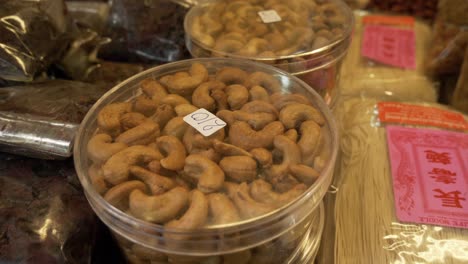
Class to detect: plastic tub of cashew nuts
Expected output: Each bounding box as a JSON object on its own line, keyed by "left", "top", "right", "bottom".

{"left": 184, "top": 0, "right": 354, "bottom": 108}
{"left": 74, "top": 57, "right": 338, "bottom": 264}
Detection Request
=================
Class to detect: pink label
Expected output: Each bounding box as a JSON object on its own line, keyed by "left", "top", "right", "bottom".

{"left": 386, "top": 126, "right": 468, "bottom": 229}
{"left": 362, "top": 25, "right": 416, "bottom": 69}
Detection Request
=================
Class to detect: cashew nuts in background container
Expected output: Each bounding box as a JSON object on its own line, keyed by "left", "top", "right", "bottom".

{"left": 74, "top": 58, "right": 338, "bottom": 264}
{"left": 184, "top": 0, "right": 354, "bottom": 108}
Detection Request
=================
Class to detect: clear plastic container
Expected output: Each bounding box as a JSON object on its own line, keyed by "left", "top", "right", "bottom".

{"left": 74, "top": 58, "right": 338, "bottom": 263}
{"left": 184, "top": 0, "right": 354, "bottom": 107}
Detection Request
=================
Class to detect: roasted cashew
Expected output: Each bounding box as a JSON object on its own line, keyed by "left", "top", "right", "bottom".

{"left": 284, "top": 129, "right": 299, "bottom": 143}
{"left": 120, "top": 112, "right": 148, "bottom": 131}
{"left": 165, "top": 190, "right": 209, "bottom": 231}
{"left": 190, "top": 148, "right": 221, "bottom": 163}
{"left": 244, "top": 71, "right": 281, "bottom": 94}
{"left": 264, "top": 32, "right": 288, "bottom": 50}
{"left": 207, "top": 193, "right": 240, "bottom": 225}
{"left": 289, "top": 164, "right": 320, "bottom": 185}
{"left": 298, "top": 120, "right": 321, "bottom": 166}
{"left": 129, "top": 166, "right": 176, "bottom": 195}
{"left": 192, "top": 81, "right": 226, "bottom": 112}
{"left": 133, "top": 95, "right": 157, "bottom": 117}
{"left": 156, "top": 135, "right": 186, "bottom": 171}
{"left": 250, "top": 179, "right": 306, "bottom": 207}
{"left": 146, "top": 160, "right": 178, "bottom": 178}
{"left": 174, "top": 104, "right": 198, "bottom": 117}
{"left": 115, "top": 120, "right": 160, "bottom": 146}
{"left": 102, "top": 145, "right": 163, "bottom": 185}
{"left": 229, "top": 121, "right": 284, "bottom": 150}
{"left": 129, "top": 187, "right": 189, "bottom": 223}
{"left": 231, "top": 111, "right": 277, "bottom": 130}
{"left": 219, "top": 156, "right": 257, "bottom": 183}
{"left": 279, "top": 103, "right": 325, "bottom": 129}
{"left": 210, "top": 88, "right": 229, "bottom": 111}
{"left": 216, "top": 109, "right": 236, "bottom": 125}
{"left": 249, "top": 85, "right": 270, "bottom": 102}
{"left": 88, "top": 164, "right": 108, "bottom": 194}
{"left": 140, "top": 78, "right": 168, "bottom": 106}
{"left": 240, "top": 100, "right": 278, "bottom": 116}
{"left": 87, "top": 133, "right": 127, "bottom": 164}
{"left": 160, "top": 94, "right": 190, "bottom": 107}
{"left": 183, "top": 127, "right": 225, "bottom": 153}
{"left": 270, "top": 92, "right": 311, "bottom": 110}
{"left": 104, "top": 180, "right": 147, "bottom": 210}
{"left": 215, "top": 67, "right": 249, "bottom": 85}
{"left": 212, "top": 139, "right": 252, "bottom": 157}
{"left": 162, "top": 63, "right": 209, "bottom": 96}
{"left": 184, "top": 154, "right": 225, "bottom": 193}
{"left": 213, "top": 38, "right": 244, "bottom": 54}
{"left": 250, "top": 148, "right": 273, "bottom": 168}
{"left": 151, "top": 104, "right": 176, "bottom": 129}
{"left": 162, "top": 116, "right": 189, "bottom": 140}
{"left": 319, "top": 3, "right": 346, "bottom": 26}
{"left": 230, "top": 182, "right": 275, "bottom": 219}
{"left": 225, "top": 84, "right": 249, "bottom": 110}
{"left": 97, "top": 102, "right": 132, "bottom": 136}
{"left": 238, "top": 38, "right": 271, "bottom": 56}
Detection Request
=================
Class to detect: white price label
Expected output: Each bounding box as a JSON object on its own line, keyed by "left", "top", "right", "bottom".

{"left": 183, "top": 108, "right": 227, "bottom": 137}
{"left": 258, "top": 10, "right": 282, "bottom": 23}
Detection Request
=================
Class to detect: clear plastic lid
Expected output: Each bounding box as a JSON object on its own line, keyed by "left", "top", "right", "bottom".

{"left": 184, "top": 0, "right": 354, "bottom": 60}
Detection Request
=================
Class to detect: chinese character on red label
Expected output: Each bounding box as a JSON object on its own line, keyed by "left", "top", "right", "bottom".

{"left": 429, "top": 168, "right": 457, "bottom": 184}
{"left": 386, "top": 126, "right": 468, "bottom": 229}
{"left": 361, "top": 25, "right": 416, "bottom": 69}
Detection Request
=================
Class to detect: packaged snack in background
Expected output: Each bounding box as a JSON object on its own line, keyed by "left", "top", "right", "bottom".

{"left": 366, "top": 0, "right": 438, "bottom": 21}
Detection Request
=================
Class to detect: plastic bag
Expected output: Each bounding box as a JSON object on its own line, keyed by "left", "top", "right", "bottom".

{"left": 0, "top": 0, "right": 69, "bottom": 82}
{"left": 339, "top": 11, "right": 438, "bottom": 102}
{"left": 98, "top": 0, "right": 192, "bottom": 64}
{"left": 0, "top": 152, "right": 97, "bottom": 263}
{"left": 0, "top": 80, "right": 108, "bottom": 124}
{"left": 317, "top": 95, "right": 468, "bottom": 264}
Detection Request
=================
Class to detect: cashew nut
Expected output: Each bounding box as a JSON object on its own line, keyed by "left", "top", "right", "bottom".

{"left": 250, "top": 148, "right": 273, "bottom": 168}
{"left": 240, "top": 100, "right": 278, "bottom": 116}
{"left": 115, "top": 120, "right": 160, "bottom": 146}
{"left": 183, "top": 154, "right": 225, "bottom": 193}
{"left": 160, "top": 94, "right": 191, "bottom": 107}
{"left": 156, "top": 135, "right": 186, "bottom": 171}
{"left": 212, "top": 139, "right": 252, "bottom": 157}
{"left": 174, "top": 104, "right": 198, "bottom": 117}
{"left": 215, "top": 67, "right": 249, "bottom": 85}
{"left": 250, "top": 179, "right": 306, "bottom": 207}
{"left": 249, "top": 85, "right": 270, "bottom": 102}
{"left": 270, "top": 92, "right": 311, "bottom": 110}
{"left": 102, "top": 145, "right": 163, "bottom": 185}
{"left": 225, "top": 84, "right": 249, "bottom": 110}
{"left": 162, "top": 116, "right": 189, "bottom": 140}
{"left": 190, "top": 148, "right": 221, "bottom": 163}
{"left": 151, "top": 104, "right": 176, "bottom": 129}
{"left": 129, "top": 166, "right": 176, "bottom": 195}
{"left": 97, "top": 102, "right": 132, "bottom": 136}
{"left": 210, "top": 88, "right": 229, "bottom": 111}
{"left": 289, "top": 164, "right": 320, "bottom": 185}
{"left": 244, "top": 71, "right": 281, "bottom": 94}
{"left": 279, "top": 103, "right": 325, "bottom": 129}
{"left": 88, "top": 164, "right": 108, "bottom": 194}
{"left": 298, "top": 120, "right": 321, "bottom": 166}
{"left": 229, "top": 121, "right": 284, "bottom": 150}
{"left": 219, "top": 156, "right": 257, "bottom": 183}
{"left": 104, "top": 180, "right": 147, "bottom": 210}
{"left": 129, "top": 187, "right": 189, "bottom": 223}
{"left": 87, "top": 133, "right": 127, "bottom": 164}
{"left": 165, "top": 189, "right": 209, "bottom": 232}
{"left": 230, "top": 182, "right": 275, "bottom": 219}
{"left": 183, "top": 127, "right": 225, "bottom": 153}
{"left": 133, "top": 95, "right": 157, "bottom": 117}
{"left": 162, "top": 63, "right": 209, "bottom": 96}
{"left": 120, "top": 112, "right": 148, "bottom": 131}
{"left": 207, "top": 193, "right": 240, "bottom": 225}
{"left": 140, "top": 78, "right": 168, "bottom": 106}
{"left": 284, "top": 129, "right": 298, "bottom": 143}
{"left": 192, "top": 81, "right": 226, "bottom": 112}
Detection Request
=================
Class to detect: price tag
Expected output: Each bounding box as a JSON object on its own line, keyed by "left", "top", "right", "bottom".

{"left": 183, "top": 108, "right": 226, "bottom": 137}
{"left": 361, "top": 25, "right": 416, "bottom": 69}
{"left": 387, "top": 126, "right": 468, "bottom": 229}
{"left": 258, "top": 10, "right": 282, "bottom": 23}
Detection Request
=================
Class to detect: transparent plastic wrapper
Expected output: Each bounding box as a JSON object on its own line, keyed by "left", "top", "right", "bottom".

{"left": 66, "top": 1, "right": 111, "bottom": 34}
{"left": 0, "top": 0, "right": 69, "bottom": 82}
{"left": 83, "top": 61, "right": 146, "bottom": 86}
{"left": 366, "top": 0, "right": 438, "bottom": 21}
{"left": 73, "top": 58, "right": 338, "bottom": 263}
{"left": 0, "top": 80, "right": 108, "bottom": 123}
{"left": 316, "top": 95, "right": 468, "bottom": 264}
{"left": 99, "top": 0, "right": 192, "bottom": 64}
{"left": 184, "top": 0, "right": 354, "bottom": 107}
{"left": 339, "top": 11, "right": 438, "bottom": 102}
{"left": 0, "top": 152, "right": 97, "bottom": 263}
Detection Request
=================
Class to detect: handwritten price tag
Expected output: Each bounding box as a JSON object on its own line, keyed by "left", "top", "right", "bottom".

{"left": 183, "top": 108, "right": 226, "bottom": 137}
{"left": 258, "top": 10, "right": 282, "bottom": 23}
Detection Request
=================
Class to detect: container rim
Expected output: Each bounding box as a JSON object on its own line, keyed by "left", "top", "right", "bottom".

{"left": 73, "top": 57, "right": 338, "bottom": 249}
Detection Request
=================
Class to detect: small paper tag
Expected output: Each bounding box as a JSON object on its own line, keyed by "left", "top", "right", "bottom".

{"left": 258, "top": 10, "right": 282, "bottom": 23}
{"left": 361, "top": 25, "right": 416, "bottom": 69}
{"left": 378, "top": 102, "right": 468, "bottom": 131}
{"left": 183, "top": 108, "right": 226, "bottom": 137}
{"left": 387, "top": 126, "right": 468, "bottom": 229}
